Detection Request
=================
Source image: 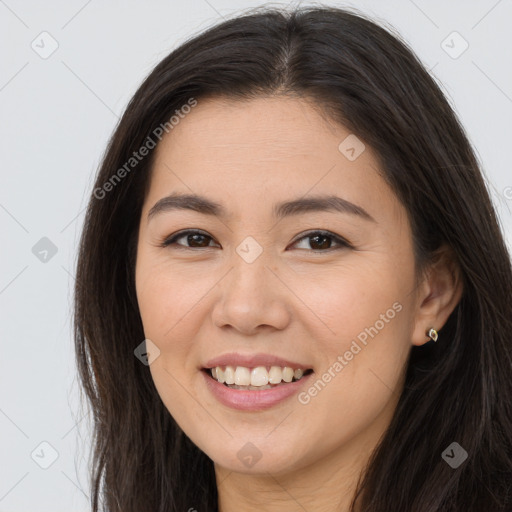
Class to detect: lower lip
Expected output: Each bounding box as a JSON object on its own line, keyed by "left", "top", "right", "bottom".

{"left": 202, "top": 370, "right": 313, "bottom": 411}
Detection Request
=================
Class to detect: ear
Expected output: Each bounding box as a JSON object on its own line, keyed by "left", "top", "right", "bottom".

{"left": 411, "top": 245, "right": 463, "bottom": 346}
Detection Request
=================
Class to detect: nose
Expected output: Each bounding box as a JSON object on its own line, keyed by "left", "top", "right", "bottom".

{"left": 211, "top": 247, "right": 292, "bottom": 335}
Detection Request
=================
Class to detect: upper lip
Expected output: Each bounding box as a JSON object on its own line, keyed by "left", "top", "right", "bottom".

{"left": 203, "top": 352, "right": 312, "bottom": 370}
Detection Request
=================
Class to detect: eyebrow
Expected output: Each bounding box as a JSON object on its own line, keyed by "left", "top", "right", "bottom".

{"left": 147, "top": 192, "right": 376, "bottom": 223}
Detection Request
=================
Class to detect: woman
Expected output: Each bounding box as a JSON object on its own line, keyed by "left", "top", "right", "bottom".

{"left": 74, "top": 6, "right": 512, "bottom": 511}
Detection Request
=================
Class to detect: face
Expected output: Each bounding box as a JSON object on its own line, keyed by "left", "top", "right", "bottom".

{"left": 135, "top": 95, "right": 421, "bottom": 476}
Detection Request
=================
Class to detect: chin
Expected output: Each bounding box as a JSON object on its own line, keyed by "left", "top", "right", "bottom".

{"left": 202, "top": 436, "right": 309, "bottom": 476}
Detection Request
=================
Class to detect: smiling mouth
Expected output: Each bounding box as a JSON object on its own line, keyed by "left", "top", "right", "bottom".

{"left": 203, "top": 366, "right": 314, "bottom": 390}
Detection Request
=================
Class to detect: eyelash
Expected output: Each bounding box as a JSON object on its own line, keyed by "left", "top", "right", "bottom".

{"left": 160, "top": 229, "right": 352, "bottom": 252}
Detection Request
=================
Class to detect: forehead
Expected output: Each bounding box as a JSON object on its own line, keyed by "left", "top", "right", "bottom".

{"left": 156, "top": 95, "right": 347, "bottom": 161}
{"left": 145, "top": 95, "right": 404, "bottom": 227}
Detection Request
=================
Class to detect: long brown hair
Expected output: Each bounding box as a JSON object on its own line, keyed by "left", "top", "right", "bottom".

{"left": 74, "top": 6, "right": 512, "bottom": 511}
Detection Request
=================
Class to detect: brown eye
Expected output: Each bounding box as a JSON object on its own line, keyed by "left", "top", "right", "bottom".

{"left": 162, "top": 230, "right": 218, "bottom": 249}
{"left": 161, "top": 229, "right": 351, "bottom": 252}
{"left": 291, "top": 231, "right": 351, "bottom": 252}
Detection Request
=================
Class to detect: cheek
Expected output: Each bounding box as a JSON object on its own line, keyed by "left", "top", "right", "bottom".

{"left": 136, "top": 273, "right": 176, "bottom": 337}
{"left": 289, "top": 258, "right": 406, "bottom": 343}
{"left": 135, "top": 255, "right": 210, "bottom": 340}
{"left": 294, "top": 307, "right": 411, "bottom": 456}
{"left": 293, "top": 261, "right": 412, "bottom": 416}
{"left": 136, "top": 263, "right": 204, "bottom": 428}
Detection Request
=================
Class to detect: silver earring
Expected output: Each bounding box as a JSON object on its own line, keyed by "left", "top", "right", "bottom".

{"left": 427, "top": 328, "right": 438, "bottom": 342}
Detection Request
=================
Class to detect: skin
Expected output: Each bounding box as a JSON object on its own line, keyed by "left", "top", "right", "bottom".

{"left": 135, "top": 95, "right": 462, "bottom": 512}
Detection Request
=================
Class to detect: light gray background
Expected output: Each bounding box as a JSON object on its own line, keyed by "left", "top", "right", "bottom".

{"left": 1, "top": 1, "right": 511, "bottom": 511}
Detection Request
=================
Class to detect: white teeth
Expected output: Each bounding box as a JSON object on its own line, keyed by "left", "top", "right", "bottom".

{"left": 209, "top": 365, "right": 309, "bottom": 387}
{"left": 224, "top": 365, "right": 235, "bottom": 385}
{"left": 268, "top": 366, "right": 282, "bottom": 384}
{"left": 234, "top": 366, "right": 251, "bottom": 386}
{"left": 282, "top": 367, "right": 294, "bottom": 383}
{"left": 251, "top": 366, "right": 269, "bottom": 386}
